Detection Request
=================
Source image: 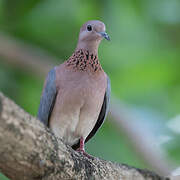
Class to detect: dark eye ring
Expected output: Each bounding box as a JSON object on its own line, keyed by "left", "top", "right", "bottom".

{"left": 87, "top": 25, "right": 92, "bottom": 31}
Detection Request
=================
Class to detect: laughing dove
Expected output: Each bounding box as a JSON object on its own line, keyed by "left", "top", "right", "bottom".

{"left": 38, "top": 20, "right": 111, "bottom": 155}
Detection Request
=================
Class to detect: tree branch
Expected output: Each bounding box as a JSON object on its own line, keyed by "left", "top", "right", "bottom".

{"left": 0, "top": 92, "right": 169, "bottom": 180}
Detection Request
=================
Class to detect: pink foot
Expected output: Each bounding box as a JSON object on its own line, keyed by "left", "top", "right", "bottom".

{"left": 76, "top": 137, "right": 94, "bottom": 159}
{"left": 76, "top": 148, "right": 93, "bottom": 159}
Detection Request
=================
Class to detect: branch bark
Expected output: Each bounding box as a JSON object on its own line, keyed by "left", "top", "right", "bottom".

{"left": 0, "top": 92, "right": 169, "bottom": 180}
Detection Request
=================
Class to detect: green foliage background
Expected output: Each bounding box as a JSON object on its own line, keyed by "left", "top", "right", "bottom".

{"left": 0, "top": 0, "right": 180, "bottom": 179}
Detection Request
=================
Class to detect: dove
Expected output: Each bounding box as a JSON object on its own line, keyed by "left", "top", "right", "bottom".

{"left": 38, "top": 20, "right": 111, "bottom": 156}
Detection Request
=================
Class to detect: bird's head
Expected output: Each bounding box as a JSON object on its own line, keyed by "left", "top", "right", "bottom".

{"left": 76, "top": 20, "right": 110, "bottom": 54}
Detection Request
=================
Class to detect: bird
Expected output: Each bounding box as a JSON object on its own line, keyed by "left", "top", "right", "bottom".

{"left": 37, "top": 20, "right": 111, "bottom": 156}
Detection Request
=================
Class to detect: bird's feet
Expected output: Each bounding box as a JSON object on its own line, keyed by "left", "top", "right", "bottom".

{"left": 76, "top": 148, "right": 94, "bottom": 159}
{"left": 76, "top": 137, "right": 94, "bottom": 159}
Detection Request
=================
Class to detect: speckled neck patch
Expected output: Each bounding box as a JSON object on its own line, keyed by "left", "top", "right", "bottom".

{"left": 66, "top": 49, "right": 102, "bottom": 72}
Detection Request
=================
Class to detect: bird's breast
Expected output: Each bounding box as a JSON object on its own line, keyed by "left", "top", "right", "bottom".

{"left": 50, "top": 67, "right": 107, "bottom": 146}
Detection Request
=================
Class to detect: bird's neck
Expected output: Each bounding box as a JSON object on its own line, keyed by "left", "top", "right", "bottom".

{"left": 66, "top": 49, "right": 102, "bottom": 73}
{"left": 76, "top": 40, "right": 99, "bottom": 55}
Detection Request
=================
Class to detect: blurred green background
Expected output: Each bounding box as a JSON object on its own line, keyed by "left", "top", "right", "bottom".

{"left": 0, "top": 0, "right": 180, "bottom": 179}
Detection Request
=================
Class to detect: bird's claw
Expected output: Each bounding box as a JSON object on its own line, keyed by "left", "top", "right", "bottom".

{"left": 76, "top": 148, "right": 94, "bottom": 159}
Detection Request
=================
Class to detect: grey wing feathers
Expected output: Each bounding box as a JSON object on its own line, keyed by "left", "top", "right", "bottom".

{"left": 85, "top": 75, "right": 111, "bottom": 143}
{"left": 37, "top": 68, "right": 57, "bottom": 126}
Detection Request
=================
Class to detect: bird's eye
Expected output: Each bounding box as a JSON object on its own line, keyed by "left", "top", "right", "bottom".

{"left": 87, "top": 25, "right": 92, "bottom": 31}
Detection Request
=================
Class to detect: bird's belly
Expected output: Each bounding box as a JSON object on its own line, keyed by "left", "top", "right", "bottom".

{"left": 75, "top": 93, "right": 104, "bottom": 140}
{"left": 49, "top": 91, "right": 83, "bottom": 146}
{"left": 49, "top": 77, "right": 106, "bottom": 146}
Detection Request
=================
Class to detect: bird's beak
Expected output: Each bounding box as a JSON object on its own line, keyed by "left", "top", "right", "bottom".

{"left": 99, "top": 32, "right": 110, "bottom": 41}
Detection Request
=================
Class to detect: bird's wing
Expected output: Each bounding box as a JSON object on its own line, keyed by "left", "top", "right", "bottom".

{"left": 85, "top": 75, "right": 111, "bottom": 143}
{"left": 37, "top": 68, "right": 57, "bottom": 126}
